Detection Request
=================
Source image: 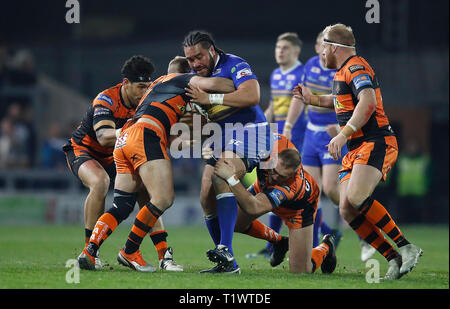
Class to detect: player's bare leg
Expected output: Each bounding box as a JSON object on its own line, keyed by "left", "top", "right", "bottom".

{"left": 78, "top": 160, "right": 110, "bottom": 237}
{"left": 78, "top": 172, "right": 140, "bottom": 270}
{"left": 136, "top": 184, "right": 183, "bottom": 271}
{"left": 118, "top": 159, "right": 174, "bottom": 272}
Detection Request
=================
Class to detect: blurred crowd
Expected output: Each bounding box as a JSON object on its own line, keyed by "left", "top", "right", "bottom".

{"left": 0, "top": 41, "right": 70, "bottom": 170}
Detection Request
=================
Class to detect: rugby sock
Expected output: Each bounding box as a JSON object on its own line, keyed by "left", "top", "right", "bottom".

{"left": 205, "top": 213, "right": 221, "bottom": 246}
{"left": 87, "top": 213, "right": 118, "bottom": 255}
{"left": 124, "top": 203, "right": 163, "bottom": 255}
{"left": 359, "top": 198, "right": 410, "bottom": 248}
{"left": 349, "top": 214, "right": 399, "bottom": 261}
{"left": 216, "top": 193, "right": 238, "bottom": 267}
{"left": 313, "top": 207, "right": 323, "bottom": 247}
{"left": 266, "top": 213, "right": 283, "bottom": 251}
{"left": 311, "top": 242, "right": 330, "bottom": 272}
{"left": 150, "top": 230, "right": 168, "bottom": 260}
{"left": 243, "top": 220, "right": 282, "bottom": 243}
{"left": 85, "top": 228, "right": 92, "bottom": 246}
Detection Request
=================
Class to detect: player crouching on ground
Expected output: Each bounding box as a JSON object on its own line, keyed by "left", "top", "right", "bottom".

{"left": 211, "top": 133, "right": 337, "bottom": 274}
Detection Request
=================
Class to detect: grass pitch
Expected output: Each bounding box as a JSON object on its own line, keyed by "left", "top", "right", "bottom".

{"left": 0, "top": 224, "right": 448, "bottom": 290}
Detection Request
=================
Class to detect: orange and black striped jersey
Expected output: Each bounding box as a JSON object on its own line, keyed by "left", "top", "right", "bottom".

{"left": 332, "top": 56, "right": 396, "bottom": 151}
{"left": 249, "top": 134, "right": 320, "bottom": 211}
{"left": 70, "top": 83, "right": 135, "bottom": 158}
{"left": 133, "top": 73, "right": 195, "bottom": 141}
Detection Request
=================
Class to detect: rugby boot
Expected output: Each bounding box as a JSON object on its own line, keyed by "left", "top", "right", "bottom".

{"left": 77, "top": 246, "right": 96, "bottom": 271}
{"left": 270, "top": 236, "right": 289, "bottom": 267}
{"left": 206, "top": 244, "right": 235, "bottom": 269}
{"left": 117, "top": 249, "right": 156, "bottom": 272}
{"left": 159, "top": 247, "right": 183, "bottom": 271}
{"left": 382, "top": 255, "right": 403, "bottom": 280}
{"left": 321, "top": 234, "right": 337, "bottom": 274}
{"left": 399, "top": 243, "right": 423, "bottom": 275}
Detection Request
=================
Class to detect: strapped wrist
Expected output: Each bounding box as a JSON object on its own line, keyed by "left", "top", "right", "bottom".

{"left": 209, "top": 93, "right": 224, "bottom": 105}
{"left": 226, "top": 175, "right": 240, "bottom": 187}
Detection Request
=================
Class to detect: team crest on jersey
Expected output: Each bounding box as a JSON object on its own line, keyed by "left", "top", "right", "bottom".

{"left": 115, "top": 133, "right": 128, "bottom": 149}
{"left": 333, "top": 97, "right": 345, "bottom": 109}
{"left": 177, "top": 104, "right": 186, "bottom": 114}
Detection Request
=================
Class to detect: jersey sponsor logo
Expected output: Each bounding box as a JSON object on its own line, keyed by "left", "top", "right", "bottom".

{"left": 311, "top": 66, "right": 321, "bottom": 74}
{"left": 269, "top": 188, "right": 287, "bottom": 207}
{"left": 235, "top": 61, "right": 248, "bottom": 68}
{"left": 97, "top": 94, "right": 114, "bottom": 106}
{"left": 93, "top": 106, "right": 112, "bottom": 117}
{"left": 353, "top": 74, "right": 373, "bottom": 89}
{"left": 286, "top": 74, "right": 296, "bottom": 80}
{"left": 236, "top": 68, "right": 253, "bottom": 80}
{"left": 273, "top": 74, "right": 282, "bottom": 80}
{"left": 348, "top": 64, "right": 365, "bottom": 73}
{"left": 212, "top": 68, "right": 222, "bottom": 75}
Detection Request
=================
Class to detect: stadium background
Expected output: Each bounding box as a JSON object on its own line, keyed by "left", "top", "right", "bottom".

{"left": 0, "top": 0, "right": 448, "bottom": 229}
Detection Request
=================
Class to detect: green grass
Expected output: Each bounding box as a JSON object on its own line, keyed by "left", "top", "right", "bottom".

{"left": 0, "top": 224, "right": 448, "bottom": 289}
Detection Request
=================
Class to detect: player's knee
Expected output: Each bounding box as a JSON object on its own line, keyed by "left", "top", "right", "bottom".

{"left": 289, "top": 260, "right": 312, "bottom": 274}
{"left": 339, "top": 201, "right": 357, "bottom": 223}
{"left": 322, "top": 180, "right": 337, "bottom": 197}
{"left": 106, "top": 190, "right": 137, "bottom": 224}
{"left": 90, "top": 175, "right": 110, "bottom": 196}
{"left": 346, "top": 191, "right": 367, "bottom": 209}
{"left": 151, "top": 193, "right": 174, "bottom": 211}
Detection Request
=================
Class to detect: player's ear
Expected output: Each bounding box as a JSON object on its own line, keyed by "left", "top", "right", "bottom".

{"left": 122, "top": 78, "right": 130, "bottom": 86}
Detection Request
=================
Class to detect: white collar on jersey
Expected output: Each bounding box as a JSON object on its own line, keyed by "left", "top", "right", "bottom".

{"left": 279, "top": 60, "right": 302, "bottom": 75}
{"left": 213, "top": 54, "right": 221, "bottom": 70}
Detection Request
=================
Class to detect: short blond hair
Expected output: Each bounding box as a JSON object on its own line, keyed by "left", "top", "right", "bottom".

{"left": 168, "top": 56, "right": 191, "bottom": 74}
{"left": 323, "top": 23, "right": 356, "bottom": 47}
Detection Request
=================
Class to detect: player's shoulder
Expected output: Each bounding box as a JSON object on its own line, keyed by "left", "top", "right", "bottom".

{"left": 223, "top": 53, "right": 248, "bottom": 65}
{"left": 93, "top": 83, "right": 122, "bottom": 109}
{"left": 343, "top": 56, "right": 373, "bottom": 74}
{"left": 291, "top": 61, "right": 304, "bottom": 76}
{"left": 305, "top": 55, "right": 320, "bottom": 67}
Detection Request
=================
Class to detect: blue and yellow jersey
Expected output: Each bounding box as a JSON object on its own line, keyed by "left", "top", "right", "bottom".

{"left": 205, "top": 53, "right": 266, "bottom": 127}
{"left": 270, "top": 61, "right": 304, "bottom": 130}
{"left": 301, "top": 56, "right": 337, "bottom": 126}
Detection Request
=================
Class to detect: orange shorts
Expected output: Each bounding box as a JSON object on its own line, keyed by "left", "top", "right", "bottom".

{"left": 339, "top": 136, "right": 398, "bottom": 183}
{"left": 272, "top": 200, "right": 318, "bottom": 230}
{"left": 113, "top": 122, "right": 169, "bottom": 175}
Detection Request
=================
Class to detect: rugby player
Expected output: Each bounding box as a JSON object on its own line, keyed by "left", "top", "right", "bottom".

{"left": 213, "top": 134, "right": 337, "bottom": 274}
{"left": 64, "top": 56, "right": 179, "bottom": 269}
{"left": 284, "top": 31, "right": 343, "bottom": 250}
{"left": 183, "top": 30, "right": 274, "bottom": 274}
{"left": 249, "top": 32, "right": 309, "bottom": 258}
{"left": 294, "top": 23, "right": 423, "bottom": 279}
{"left": 77, "top": 57, "right": 236, "bottom": 272}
